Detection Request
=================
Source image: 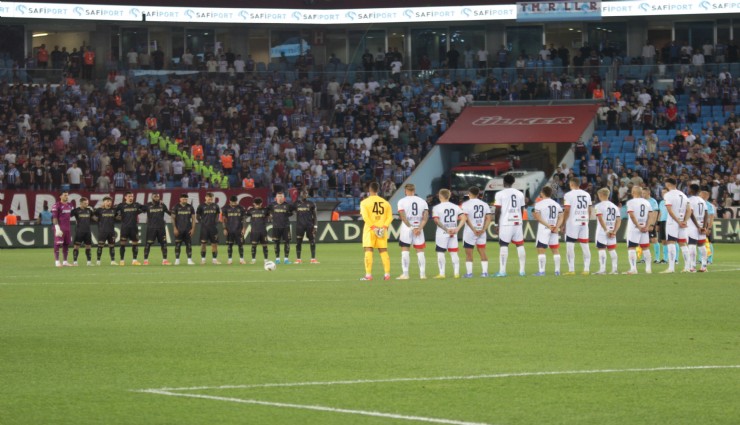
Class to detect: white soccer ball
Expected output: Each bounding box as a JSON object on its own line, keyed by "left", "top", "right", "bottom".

{"left": 264, "top": 261, "right": 276, "bottom": 271}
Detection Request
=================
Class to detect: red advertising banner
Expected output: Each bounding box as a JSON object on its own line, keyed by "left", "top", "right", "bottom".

{"left": 437, "top": 104, "right": 600, "bottom": 145}
{"left": 0, "top": 188, "right": 270, "bottom": 222}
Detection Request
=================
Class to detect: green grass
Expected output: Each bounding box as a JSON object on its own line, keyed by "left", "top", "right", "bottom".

{"left": 1, "top": 244, "right": 739, "bottom": 425}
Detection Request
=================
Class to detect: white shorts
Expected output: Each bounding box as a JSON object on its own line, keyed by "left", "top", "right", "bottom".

{"left": 627, "top": 228, "right": 650, "bottom": 247}
{"left": 595, "top": 233, "right": 617, "bottom": 249}
{"left": 462, "top": 227, "right": 487, "bottom": 248}
{"left": 536, "top": 228, "right": 560, "bottom": 249}
{"left": 565, "top": 222, "right": 590, "bottom": 243}
{"left": 399, "top": 224, "right": 426, "bottom": 248}
{"left": 498, "top": 225, "right": 524, "bottom": 245}
{"left": 665, "top": 222, "right": 688, "bottom": 242}
{"left": 435, "top": 230, "right": 459, "bottom": 252}
{"left": 687, "top": 226, "right": 706, "bottom": 243}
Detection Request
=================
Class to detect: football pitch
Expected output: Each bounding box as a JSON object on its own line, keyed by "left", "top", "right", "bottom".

{"left": 1, "top": 244, "right": 739, "bottom": 425}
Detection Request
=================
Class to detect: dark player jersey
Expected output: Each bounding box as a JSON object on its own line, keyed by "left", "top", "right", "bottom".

{"left": 196, "top": 202, "right": 220, "bottom": 231}
{"left": 72, "top": 207, "right": 94, "bottom": 233}
{"left": 247, "top": 206, "right": 269, "bottom": 233}
{"left": 269, "top": 202, "right": 294, "bottom": 228}
{"left": 222, "top": 204, "right": 247, "bottom": 233}
{"left": 144, "top": 202, "right": 170, "bottom": 229}
{"left": 294, "top": 199, "right": 317, "bottom": 227}
{"left": 171, "top": 203, "right": 195, "bottom": 231}
{"left": 94, "top": 207, "right": 117, "bottom": 233}
{"left": 116, "top": 202, "right": 144, "bottom": 228}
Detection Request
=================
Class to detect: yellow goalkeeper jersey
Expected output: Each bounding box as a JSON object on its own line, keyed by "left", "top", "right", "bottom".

{"left": 360, "top": 195, "right": 393, "bottom": 231}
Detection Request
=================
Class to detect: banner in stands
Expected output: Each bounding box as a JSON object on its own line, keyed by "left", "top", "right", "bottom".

{"left": 0, "top": 189, "right": 269, "bottom": 223}
{"left": 436, "top": 105, "right": 600, "bottom": 145}
{"left": 3, "top": 219, "right": 739, "bottom": 248}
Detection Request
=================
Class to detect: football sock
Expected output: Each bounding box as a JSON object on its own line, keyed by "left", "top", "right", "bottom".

{"left": 628, "top": 249, "right": 637, "bottom": 271}
{"left": 680, "top": 245, "right": 689, "bottom": 268}
{"left": 538, "top": 254, "right": 546, "bottom": 273}
{"left": 310, "top": 241, "right": 316, "bottom": 258}
{"left": 237, "top": 245, "right": 243, "bottom": 259}
{"left": 201, "top": 248, "right": 206, "bottom": 260}
{"left": 295, "top": 238, "right": 302, "bottom": 259}
{"left": 580, "top": 243, "right": 591, "bottom": 272}
{"left": 380, "top": 251, "right": 390, "bottom": 274}
{"left": 120, "top": 246, "right": 126, "bottom": 260}
{"left": 481, "top": 260, "right": 488, "bottom": 275}
{"left": 132, "top": 245, "right": 139, "bottom": 260}
{"left": 653, "top": 243, "right": 661, "bottom": 261}
{"left": 97, "top": 246, "right": 103, "bottom": 261}
{"left": 609, "top": 249, "right": 618, "bottom": 273}
{"left": 144, "top": 245, "right": 151, "bottom": 260}
{"left": 437, "top": 252, "right": 446, "bottom": 275}
{"left": 642, "top": 248, "right": 651, "bottom": 272}
{"left": 227, "top": 245, "right": 233, "bottom": 258}
{"left": 274, "top": 242, "right": 280, "bottom": 258}
{"left": 73, "top": 248, "right": 79, "bottom": 262}
{"left": 566, "top": 242, "right": 575, "bottom": 272}
{"left": 698, "top": 245, "right": 707, "bottom": 267}
{"left": 85, "top": 248, "right": 91, "bottom": 261}
{"left": 450, "top": 251, "right": 460, "bottom": 276}
{"left": 364, "top": 251, "right": 373, "bottom": 275}
{"left": 262, "top": 245, "right": 269, "bottom": 259}
{"left": 54, "top": 245, "right": 60, "bottom": 261}
{"left": 417, "top": 251, "right": 426, "bottom": 276}
{"left": 598, "top": 250, "right": 606, "bottom": 272}
{"left": 517, "top": 245, "right": 526, "bottom": 274}
{"left": 212, "top": 249, "right": 218, "bottom": 259}
{"left": 62, "top": 245, "right": 68, "bottom": 261}
{"left": 499, "top": 246, "right": 509, "bottom": 274}
{"left": 401, "top": 251, "right": 410, "bottom": 275}
{"left": 553, "top": 254, "right": 561, "bottom": 273}
{"left": 689, "top": 245, "right": 696, "bottom": 268}
{"left": 251, "top": 244, "right": 257, "bottom": 259}
{"left": 466, "top": 261, "right": 473, "bottom": 275}
{"left": 109, "top": 247, "right": 115, "bottom": 261}
{"left": 175, "top": 243, "right": 181, "bottom": 259}
{"left": 663, "top": 245, "right": 668, "bottom": 262}
{"left": 667, "top": 244, "right": 676, "bottom": 270}
{"left": 185, "top": 245, "right": 192, "bottom": 259}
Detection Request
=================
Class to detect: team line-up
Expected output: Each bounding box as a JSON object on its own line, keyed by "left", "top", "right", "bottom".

{"left": 48, "top": 175, "right": 713, "bottom": 279}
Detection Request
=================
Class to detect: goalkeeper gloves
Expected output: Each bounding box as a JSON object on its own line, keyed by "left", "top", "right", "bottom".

{"left": 54, "top": 225, "right": 63, "bottom": 237}
{"left": 372, "top": 226, "right": 386, "bottom": 238}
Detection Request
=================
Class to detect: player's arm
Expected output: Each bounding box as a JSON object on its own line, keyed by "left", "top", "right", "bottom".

{"left": 195, "top": 205, "right": 203, "bottom": 223}
{"left": 492, "top": 205, "right": 501, "bottom": 227}
{"left": 450, "top": 212, "right": 466, "bottom": 235}
{"left": 398, "top": 209, "right": 411, "bottom": 228}
{"left": 596, "top": 211, "right": 608, "bottom": 232}
{"left": 189, "top": 207, "right": 196, "bottom": 235}
{"left": 554, "top": 211, "right": 564, "bottom": 231}
{"left": 688, "top": 203, "right": 700, "bottom": 228}
{"left": 682, "top": 203, "right": 692, "bottom": 228}
{"left": 171, "top": 209, "right": 179, "bottom": 237}
{"left": 647, "top": 208, "right": 658, "bottom": 228}
{"left": 382, "top": 201, "right": 393, "bottom": 228}
{"left": 51, "top": 205, "right": 63, "bottom": 236}
{"left": 533, "top": 208, "right": 549, "bottom": 228}
{"left": 481, "top": 211, "right": 492, "bottom": 236}
{"left": 613, "top": 215, "right": 622, "bottom": 236}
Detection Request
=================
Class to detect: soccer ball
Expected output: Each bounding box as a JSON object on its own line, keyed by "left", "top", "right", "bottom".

{"left": 264, "top": 261, "right": 277, "bottom": 271}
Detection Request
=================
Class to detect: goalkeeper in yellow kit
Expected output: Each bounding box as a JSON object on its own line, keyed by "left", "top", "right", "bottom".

{"left": 360, "top": 181, "right": 394, "bottom": 281}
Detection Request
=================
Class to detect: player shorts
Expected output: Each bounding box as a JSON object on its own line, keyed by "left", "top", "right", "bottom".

{"left": 665, "top": 222, "right": 688, "bottom": 243}
{"left": 658, "top": 221, "right": 667, "bottom": 241}
{"left": 536, "top": 228, "right": 560, "bottom": 249}
{"left": 565, "top": 223, "right": 589, "bottom": 243}
{"left": 225, "top": 231, "right": 244, "bottom": 245}
{"left": 595, "top": 233, "right": 617, "bottom": 249}
{"left": 54, "top": 230, "right": 72, "bottom": 247}
{"left": 97, "top": 230, "right": 116, "bottom": 246}
{"left": 363, "top": 229, "right": 388, "bottom": 249}
{"left": 399, "top": 224, "right": 426, "bottom": 248}
{"left": 250, "top": 229, "right": 268, "bottom": 244}
{"left": 73, "top": 231, "right": 92, "bottom": 245}
{"left": 627, "top": 228, "right": 650, "bottom": 248}
{"left": 174, "top": 227, "right": 192, "bottom": 244}
{"left": 649, "top": 225, "right": 657, "bottom": 239}
{"left": 687, "top": 226, "right": 706, "bottom": 244}
{"left": 272, "top": 227, "right": 291, "bottom": 243}
{"left": 200, "top": 227, "right": 219, "bottom": 244}
{"left": 120, "top": 225, "right": 139, "bottom": 242}
{"left": 296, "top": 225, "right": 316, "bottom": 242}
{"left": 435, "top": 230, "right": 459, "bottom": 252}
{"left": 146, "top": 227, "right": 167, "bottom": 245}
{"left": 462, "top": 227, "right": 486, "bottom": 248}
{"left": 498, "top": 225, "right": 524, "bottom": 246}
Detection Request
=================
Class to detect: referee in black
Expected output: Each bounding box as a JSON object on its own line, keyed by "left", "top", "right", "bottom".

{"left": 269, "top": 191, "right": 294, "bottom": 264}
{"left": 143, "top": 193, "right": 171, "bottom": 265}
{"left": 197, "top": 192, "right": 221, "bottom": 265}
{"left": 221, "top": 195, "right": 247, "bottom": 265}
{"left": 294, "top": 190, "right": 319, "bottom": 264}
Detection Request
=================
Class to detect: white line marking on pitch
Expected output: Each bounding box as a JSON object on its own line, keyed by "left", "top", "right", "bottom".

{"left": 146, "top": 364, "right": 740, "bottom": 392}
{"left": 140, "top": 389, "right": 493, "bottom": 425}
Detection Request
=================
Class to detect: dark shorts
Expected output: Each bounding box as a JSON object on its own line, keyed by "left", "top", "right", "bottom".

{"left": 296, "top": 225, "right": 315, "bottom": 242}
{"left": 174, "top": 228, "right": 192, "bottom": 244}
{"left": 226, "top": 231, "right": 244, "bottom": 244}
{"left": 120, "top": 225, "right": 139, "bottom": 242}
{"left": 658, "top": 221, "right": 667, "bottom": 241}
{"left": 272, "top": 227, "right": 291, "bottom": 243}
{"left": 250, "top": 229, "right": 268, "bottom": 244}
{"left": 200, "top": 227, "right": 219, "bottom": 244}
{"left": 146, "top": 227, "right": 167, "bottom": 245}
{"left": 74, "top": 231, "right": 92, "bottom": 245}
{"left": 97, "top": 230, "right": 116, "bottom": 245}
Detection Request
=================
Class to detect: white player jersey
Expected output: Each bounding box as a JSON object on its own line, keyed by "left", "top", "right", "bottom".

{"left": 687, "top": 196, "right": 706, "bottom": 228}
{"left": 563, "top": 189, "right": 592, "bottom": 227}
{"left": 397, "top": 195, "right": 428, "bottom": 227}
{"left": 494, "top": 188, "right": 525, "bottom": 225}
{"left": 534, "top": 198, "right": 562, "bottom": 227}
{"left": 461, "top": 198, "right": 491, "bottom": 230}
{"left": 432, "top": 202, "right": 464, "bottom": 230}
{"left": 663, "top": 189, "right": 689, "bottom": 226}
{"left": 595, "top": 200, "right": 620, "bottom": 235}
{"left": 626, "top": 197, "right": 652, "bottom": 232}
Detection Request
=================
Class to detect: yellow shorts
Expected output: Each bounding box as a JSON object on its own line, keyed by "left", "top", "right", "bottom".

{"left": 362, "top": 230, "right": 388, "bottom": 249}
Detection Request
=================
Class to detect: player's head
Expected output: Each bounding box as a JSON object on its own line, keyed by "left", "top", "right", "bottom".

{"left": 205, "top": 192, "right": 214, "bottom": 203}
{"left": 699, "top": 190, "right": 710, "bottom": 201}
{"left": 664, "top": 177, "right": 677, "bottom": 189}
{"left": 631, "top": 185, "right": 642, "bottom": 199}
{"left": 253, "top": 197, "right": 263, "bottom": 206}
{"left": 598, "top": 187, "right": 611, "bottom": 201}
{"left": 124, "top": 191, "right": 133, "bottom": 203}
{"left": 404, "top": 183, "right": 416, "bottom": 195}
{"left": 438, "top": 188, "right": 451, "bottom": 202}
{"left": 152, "top": 193, "right": 161, "bottom": 203}
{"left": 503, "top": 174, "right": 515, "bottom": 188}
{"left": 569, "top": 177, "right": 580, "bottom": 189}
{"left": 368, "top": 181, "right": 379, "bottom": 195}
{"left": 641, "top": 187, "right": 651, "bottom": 199}
{"left": 275, "top": 191, "right": 285, "bottom": 203}
{"left": 301, "top": 190, "right": 309, "bottom": 200}
{"left": 59, "top": 191, "right": 69, "bottom": 203}
{"left": 468, "top": 186, "right": 480, "bottom": 199}
{"left": 103, "top": 196, "right": 112, "bottom": 208}
{"left": 689, "top": 184, "right": 700, "bottom": 196}
{"left": 229, "top": 195, "right": 238, "bottom": 206}
{"left": 179, "top": 193, "right": 188, "bottom": 205}
{"left": 540, "top": 186, "right": 552, "bottom": 199}
{"left": 79, "top": 197, "right": 88, "bottom": 208}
